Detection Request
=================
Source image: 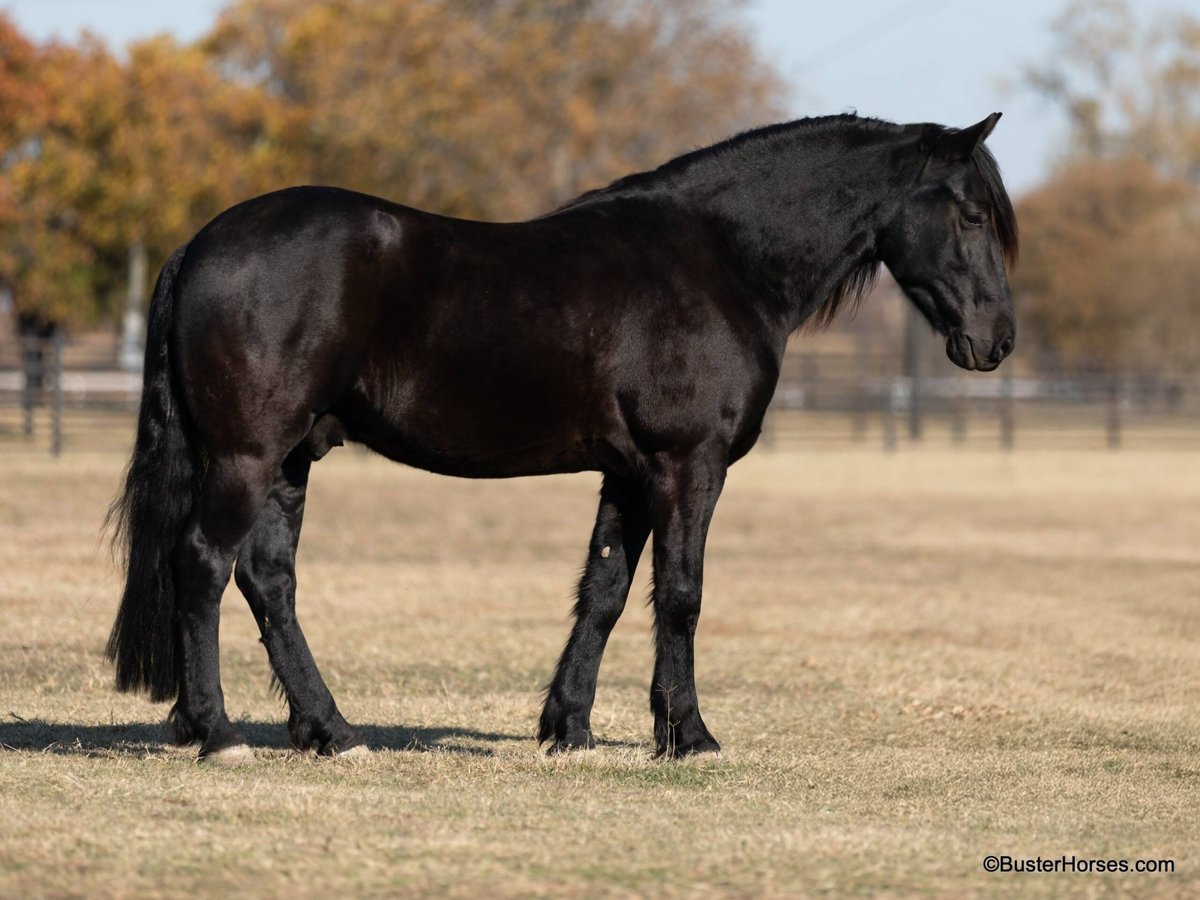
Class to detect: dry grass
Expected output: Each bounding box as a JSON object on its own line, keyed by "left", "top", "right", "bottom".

{"left": 1, "top": 444, "right": 1198, "bottom": 897}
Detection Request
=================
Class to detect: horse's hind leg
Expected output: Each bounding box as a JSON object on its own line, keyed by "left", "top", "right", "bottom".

{"left": 169, "top": 453, "right": 278, "bottom": 762}
{"left": 234, "top": 450, "right": 364, "bottom": 755}
{"left": 538, "top": 476, "right": 651, "bottom": 752}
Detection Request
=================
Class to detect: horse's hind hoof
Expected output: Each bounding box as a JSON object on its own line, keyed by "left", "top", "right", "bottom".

{"left": 334, "top": 744, "right": 372, "bottom": 760}
{"left": 199, "top": 743, "right": 255, "bottom": 767}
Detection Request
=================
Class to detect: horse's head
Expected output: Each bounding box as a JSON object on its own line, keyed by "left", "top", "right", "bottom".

{"left": 880, "top": 113, "right": 1018, "bottom": 372}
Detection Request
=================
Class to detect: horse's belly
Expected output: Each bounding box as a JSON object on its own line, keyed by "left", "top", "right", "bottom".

{"left": 369, "top": 429, "right": 594, "bottom": 478}
{"left": 341, "top": 376, "right": 605, "bottom": 478}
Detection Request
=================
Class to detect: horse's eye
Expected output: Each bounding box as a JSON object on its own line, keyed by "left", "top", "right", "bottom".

{"left": 961, "top": 209, "right": 987, "bottom": 227}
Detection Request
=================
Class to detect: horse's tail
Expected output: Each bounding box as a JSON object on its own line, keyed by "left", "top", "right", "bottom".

{"left": 105, "top": 244, "right": 199, "bottom": 702}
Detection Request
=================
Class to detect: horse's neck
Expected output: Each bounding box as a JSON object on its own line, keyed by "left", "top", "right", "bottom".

{"left": 685, "top": 139, "right": 915, "bottom": 331}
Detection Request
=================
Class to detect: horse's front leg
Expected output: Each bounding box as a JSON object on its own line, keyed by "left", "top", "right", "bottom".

{"left": 539, "top": 476, "right": 651, "bottom": 752}
{"left": 648, "top": 451, "right": 726, "bottom": 758}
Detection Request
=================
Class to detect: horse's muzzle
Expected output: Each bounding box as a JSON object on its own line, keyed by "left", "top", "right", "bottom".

{"left": 946, "top": 329, "right": 1014, "bottom": 372}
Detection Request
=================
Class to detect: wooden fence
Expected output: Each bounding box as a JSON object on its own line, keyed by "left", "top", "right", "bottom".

{"left": 762, "top": 350, "right": 1200, "bottom": 451}
{"left": 4, "top": 332, "right": 1200, "bottom": 455}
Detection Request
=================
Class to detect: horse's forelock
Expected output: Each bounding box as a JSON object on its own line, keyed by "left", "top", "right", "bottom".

{"left": 973, "top": 144, "right": 1019, "bottom": 268}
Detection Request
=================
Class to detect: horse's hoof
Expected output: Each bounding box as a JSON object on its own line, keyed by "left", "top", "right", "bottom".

{"left": 200, "top": 743, "right": 255, "bottom": 767}
{"left": 655, "top": 736, "right": 722, "bottom": 760}
{"left": 546, "top": 742, "right": 596, "bottom": 758}
{"left": 545, "top": 733, "right": 596, "bottom": 756}
{"left": 335, "top": 743, "right": 372, "bottom": 760}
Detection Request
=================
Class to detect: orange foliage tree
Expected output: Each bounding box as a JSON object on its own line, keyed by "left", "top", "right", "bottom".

{"left": 1017, "top": 0, "right": 1200, "bottom": 372}
{"left": 1013, "top": 161, "right": 1200, "bottom": 371}
{"left": 0, "top": 28, "right": 290, "bottom": 326}
{"left": 205, "top": 0, "right": 782, "bottom": 219}
{"left": 1, "top": 2, "right": 780, "bottom": 327}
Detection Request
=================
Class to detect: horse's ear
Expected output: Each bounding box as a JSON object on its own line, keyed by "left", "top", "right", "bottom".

{"left": 932, "top": 112, "right": 1002, "bottom": 162}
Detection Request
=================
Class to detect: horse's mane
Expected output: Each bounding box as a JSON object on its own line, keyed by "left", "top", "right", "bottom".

{"left": 559, "top": 114, "right": 904, "bottom": 210}
{"left": 559, "top": 113, "right": 1018, "bottom": 330}
{"left": 808, "top": 256, "right": 881, "bottom": 332}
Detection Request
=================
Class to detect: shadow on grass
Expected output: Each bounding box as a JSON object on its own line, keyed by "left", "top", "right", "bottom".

{"left": 0, "top": 716, "right": 546, "bottom": 758}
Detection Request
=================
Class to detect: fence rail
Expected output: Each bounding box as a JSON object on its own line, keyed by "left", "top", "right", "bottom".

{"left": 754, "top": 348, "right": 1200, "bottom": 451}
{"left": 5, "top": 334, "right": 1200, "bottom": 455}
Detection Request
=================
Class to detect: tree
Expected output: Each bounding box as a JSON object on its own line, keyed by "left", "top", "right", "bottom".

{"left": 1026, "top": 0, "right": 1200, "bottom": 182}
{"left": 205, "top": 0, "right": 782, "bottom": 219}
{"left": 1013, "top": 160, "right": 1200, "bottom": 371}
{"left": 1017, "top": 0, "right": 1200, "bottom": 371}
{"left": 0, "top": 14, "right": 45, "bottom": 228}
{"left": 96, "top": 36, "right": 294, "bottom": 281}
{"left": 0, "top": 26, "right": 290, "bottom": 326}
{"left": 0, "top": 30, "right": 113, "bottom": 326}
{"left": 0, "top": 1, "right": 781, "bottom": 327}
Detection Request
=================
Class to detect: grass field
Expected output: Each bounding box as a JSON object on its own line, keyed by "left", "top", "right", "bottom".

{"left": 1, "top": 444, "right": 1198, "bottom": 897}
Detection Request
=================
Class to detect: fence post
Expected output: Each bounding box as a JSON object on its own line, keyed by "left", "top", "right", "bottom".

{"left": 761, "top": 405, "right": 776, "bottom": 451}
{"left": 1106, "top": 375, "right": 1121, "bottom": 450}
{"left": 883, "top": 377, "right": 898, "bottom": 452}
{"left": 851, "top": 380, "right": 867, "bottom": 442}
{"left": 851, "top": 340, "right": 868, "bottom": 442}
{"left": 951, "top": 372, "right": 967, "bottom": 444}
{"left": 802, "top": 356, "right": 818, "bottom": 412}
{"left": 999, "top": 367, "right": 1014, "bottom": 450}
{"left": 51, "top": 328, "right": 64, "bottom": 456}
{"left": 21, "top": 333, "right": 41, "bottom": 437}
{"left": 120, "top": 240, "right": 147, "bottom": 372}
{"left": 904, "top": 305, "right": 924, "bottom": 441}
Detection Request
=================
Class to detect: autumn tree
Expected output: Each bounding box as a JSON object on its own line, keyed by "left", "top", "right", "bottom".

{"left": 0, "top": 14, "right": 44, "bottom": 236}
{"left": 92, "top": 36, "right": 294, "bottom": 295}
{"left": 1027, "top": 0, "right": 1200, "bottom": 180}
{"left": 0, "top": 26, "right": 290, "bottom": 326}
{"left": 1, "top": 1, "right": 780, "bottom": 327}
{"left": 206, "top": 0, "right": 782, "bottom": 219}
{"left": 0, "top": 30, "right": 113, "bottom": 325}
{"left": 1016, "top": 0, "right": 1200, "bottom": 372}
{"left": 1014, "top": 160, "right": 1200, "bottom": 371}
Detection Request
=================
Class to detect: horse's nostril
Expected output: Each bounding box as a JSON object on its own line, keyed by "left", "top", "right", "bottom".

{"left": 996, "top": 335, "right": 1014, "bottom": 360}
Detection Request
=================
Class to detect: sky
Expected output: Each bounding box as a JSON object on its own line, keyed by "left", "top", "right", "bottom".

{"left": 5, "top": 0, "right": 1200, "bottom": 197}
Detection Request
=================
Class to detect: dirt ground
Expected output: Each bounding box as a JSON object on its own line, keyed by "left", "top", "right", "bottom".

{"left": 1, "top": 445, "right": 1197, "bottom": 897}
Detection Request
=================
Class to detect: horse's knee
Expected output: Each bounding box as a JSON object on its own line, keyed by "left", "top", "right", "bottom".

{"left": 586, "top": 592, "right": 628, "bottom": 631}
{"left": 654, "top": 580, "right": 702, "bottom": 634}
{"left": 581, "top": 559, "right": 628, "bottom": 614}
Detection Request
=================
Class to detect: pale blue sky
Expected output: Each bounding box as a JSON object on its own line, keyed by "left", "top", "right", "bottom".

{"left": 6, "top": 0, "right": 1200, "bottom": 196}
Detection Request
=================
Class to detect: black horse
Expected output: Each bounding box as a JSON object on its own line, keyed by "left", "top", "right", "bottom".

{"left": 108, "top": 113, "right": 1017, "bottom": 763}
